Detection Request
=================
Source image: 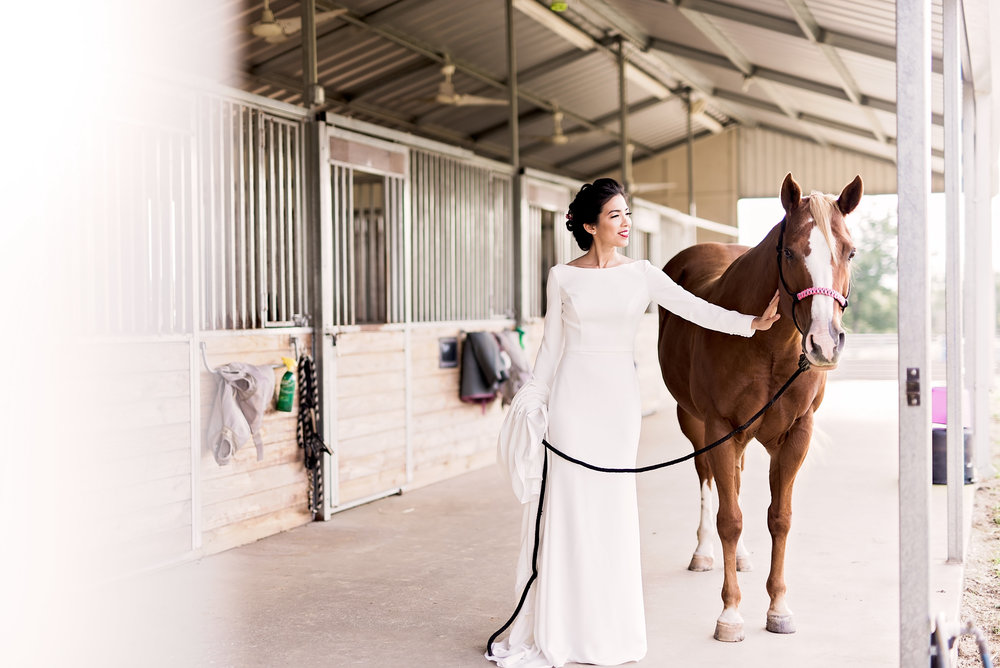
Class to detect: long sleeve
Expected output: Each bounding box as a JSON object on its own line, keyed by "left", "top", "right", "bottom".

{"left": 496, "top": 267, "right": 563, "bottom": 505}
{"left": 643, "top": 260, "right": 755, "bottom": 337}
{"left": 529, "top": 267, "right": 565, "bottom": 391}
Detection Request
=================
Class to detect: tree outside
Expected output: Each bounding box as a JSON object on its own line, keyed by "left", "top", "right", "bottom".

{"left": 842, "top": 203, "right": 898, "bottom": 333}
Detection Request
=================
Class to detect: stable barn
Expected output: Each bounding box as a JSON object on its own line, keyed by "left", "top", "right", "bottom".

{"left": 28, "top": 1, "right": 1000, "bottom": 665}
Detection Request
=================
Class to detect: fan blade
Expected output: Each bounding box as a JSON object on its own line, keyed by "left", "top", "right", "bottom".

{"left": 454, "top": 95, "right": 509, "bottom": 106}
{"left": 264, "top": 33, "right": 290, "bottom": 44}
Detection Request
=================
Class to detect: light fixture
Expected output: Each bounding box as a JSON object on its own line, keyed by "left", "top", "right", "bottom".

{"left": 513, "top": 0, "right": 594, "bottom": 51}
{"left": 625, "top": 63, "right": 672, "bottom": 100}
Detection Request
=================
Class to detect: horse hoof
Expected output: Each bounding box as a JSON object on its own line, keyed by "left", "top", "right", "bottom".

{"left": 736, "top": 555, "right": 753, "bottom": 572}
{"left": 688, "top": 554, "right": 713, "bottom": 571}
{"left": 714, "top": 620, "right": 745, "bottom": 642}
{"left": 766, "top": 613, "right": 796, "bottom": 634}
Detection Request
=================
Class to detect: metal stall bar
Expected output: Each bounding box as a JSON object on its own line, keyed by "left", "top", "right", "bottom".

{"left": 247, "top": 109, "right": 258, "bottom": 329}
{"left": 896, "top": 0, "right": 933, "bottom": 665}
{"left": 296, "top": 126, "right": 307, "bottom": 320}
{"left": 943, "top": 0, "right": 965, "bottom": 564}
{"left": 257, "top": 110, "right": 269, "bottom": 330}
{"left": 237, "top": 106, "right": 248, "bottom": 329}
{"left": 226, "top": 102, "right": 238, "bottom": 330}
{"left": 286, "top": 121, "right": 296, "bottom": 323}
{"left": 277, "top": 122, "right": 289, "bottom": 325}
{"left": 347, "top": 163, "right": 356, "bottom": 326}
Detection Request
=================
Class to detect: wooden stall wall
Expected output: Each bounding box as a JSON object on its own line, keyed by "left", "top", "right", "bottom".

{"left": 199, "top": 331, "right": 313, "bottom": 555}
{"left": 87, "top": 339, "right": 195, "bottom": 576}
{"left": 408, "top": 323, "right": 512, "bottom": 490}
{"left": 333, "top": 329, "right": 408, "bottom": 506}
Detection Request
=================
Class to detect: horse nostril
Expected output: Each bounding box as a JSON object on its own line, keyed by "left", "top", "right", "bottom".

{"left": 837, "top": 331, "right": 846, "bottom": 350}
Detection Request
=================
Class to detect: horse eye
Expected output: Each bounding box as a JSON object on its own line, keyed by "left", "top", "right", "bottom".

{"left": 848, "top": 248, "right": 857, "bottom": 260}
{"left": 783, "top": 248, "right": 793, "bottom": 260}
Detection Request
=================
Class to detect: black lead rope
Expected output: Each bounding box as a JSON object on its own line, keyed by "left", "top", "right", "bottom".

{"left": 485, "top": 354, "right": 812, "bottom": 658}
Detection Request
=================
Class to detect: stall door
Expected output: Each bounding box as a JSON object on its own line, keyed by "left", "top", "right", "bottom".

{"left": 323, "top": 134, "right": 408, "bottom": 510}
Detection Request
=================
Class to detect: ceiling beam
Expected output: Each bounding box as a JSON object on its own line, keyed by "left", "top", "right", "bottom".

{"left": 781, "top": 0, "right": 886, "bottom": 143}
{"left": 571, "top": 0, "right": 758, "bottom": 128}
{"left": 650, "top": 38, "right": 945, "bottom": 127}
{"left": 247, "top": 71, "right": 590, "bottom": 179}
{"left": 662, "top": 0, "right": 942, "bottom": 75}
{"left": 584, "top": 126, "right": 719, "bottom": 176}
{"left": 659, "top": 3, "right": 830, "bottom": 146}
{"left": 310, "top": 0, "right": 659, "bottom": 154}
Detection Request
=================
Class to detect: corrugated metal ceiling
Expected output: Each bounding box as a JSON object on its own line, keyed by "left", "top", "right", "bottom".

{"left": 229, "top": 0, "right": 963, "bottom": 181}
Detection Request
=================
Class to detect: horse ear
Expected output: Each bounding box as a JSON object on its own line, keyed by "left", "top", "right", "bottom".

{"left": 837, "top": 175, "right": 863, "bottom": 215}
{"left": 780, "top": 173, "right": 801, "bottom": 212}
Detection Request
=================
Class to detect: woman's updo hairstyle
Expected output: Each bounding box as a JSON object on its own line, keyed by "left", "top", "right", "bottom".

{"left": 565, "top": 178, "right": 627, "bottom": 251}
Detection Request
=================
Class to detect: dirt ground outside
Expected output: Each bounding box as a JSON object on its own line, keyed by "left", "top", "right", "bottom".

{"left": 957, "top": 396, "right": 1000, "bottom": 667}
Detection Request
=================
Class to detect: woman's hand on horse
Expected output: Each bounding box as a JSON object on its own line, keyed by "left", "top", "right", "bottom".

{"left": 751, "top": 291, "right": 781, "bottom": 331}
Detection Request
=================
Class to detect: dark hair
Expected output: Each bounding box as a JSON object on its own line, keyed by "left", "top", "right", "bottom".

{"left": 565, "top": 178, "right": 627, "bottom": 251}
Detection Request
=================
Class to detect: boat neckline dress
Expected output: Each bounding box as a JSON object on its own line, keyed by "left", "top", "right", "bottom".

{"left": 490, "top": 259, "right": 755, "bottom": 668}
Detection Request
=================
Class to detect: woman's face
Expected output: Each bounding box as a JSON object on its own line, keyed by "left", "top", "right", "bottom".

{"left": 584, "top": 194, "right": 631, "bottom": 249}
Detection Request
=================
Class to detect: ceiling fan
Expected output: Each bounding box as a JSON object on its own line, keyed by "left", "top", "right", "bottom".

{"left": 529, "top": 107, "right": 572, "bottom": 145}
{"left": 250, "top": 0, "right": 347, "bottom": 44}
{"left": 423, "top": 61, "right": 509, "bottom": 107}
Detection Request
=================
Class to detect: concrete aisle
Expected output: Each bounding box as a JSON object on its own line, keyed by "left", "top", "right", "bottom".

{"left": 102, "top": 379, "right": 964, "bottom": 668}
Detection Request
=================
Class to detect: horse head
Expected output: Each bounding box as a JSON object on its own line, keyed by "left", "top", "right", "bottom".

{"left": 777, "top": 173, "right": 862, "bottom": 367}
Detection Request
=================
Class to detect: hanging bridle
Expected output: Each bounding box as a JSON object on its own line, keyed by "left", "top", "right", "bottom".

{"left": 775, "top": 215, "right": 850, "bottom": 337}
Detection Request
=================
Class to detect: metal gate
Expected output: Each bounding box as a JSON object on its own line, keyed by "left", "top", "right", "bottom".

{"left": 322, "top": 130, "right": 410, "bottom": 510}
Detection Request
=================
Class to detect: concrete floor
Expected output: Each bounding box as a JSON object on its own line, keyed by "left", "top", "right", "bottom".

{"left": 93, "top": 379, "right": 971, "bottom": 668}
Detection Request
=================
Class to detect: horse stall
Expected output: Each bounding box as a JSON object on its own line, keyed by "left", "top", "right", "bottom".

{"left": 77, "top": 90, "right": 319, "bottom": 574}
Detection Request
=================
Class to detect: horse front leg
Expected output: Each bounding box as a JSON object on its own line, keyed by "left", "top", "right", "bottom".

{"left": 707, "top": 426, "right": 749, "bottom": 642}
{"left": 764, "top": 412, "right": 812, "bottom": 634}
{"left": 677, "top": 406, "right": 715, "bottom": 571}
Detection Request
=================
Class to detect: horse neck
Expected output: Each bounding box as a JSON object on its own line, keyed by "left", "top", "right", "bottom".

{"left": 717, "top": 223, "right": 800, "bottom": 346}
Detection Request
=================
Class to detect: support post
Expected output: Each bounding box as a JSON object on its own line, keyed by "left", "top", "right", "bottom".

{"left": 973, "top": 92, "right": 996, "bottom": 480}
{"left": 617, "top": 37, "right": 632, "bottom": 193}
{"left": 943, "top": 0, "right": 964, "bottom": 564}
{"left": 962, "top": 83, "right": 976, "bottom": 485}
{"left": 685, "top": 88, "right": 696, "bottom": 217}
{"left": 302, "top": 0, "right": 324, "bottom": 108}
{"left": 506, "top": 0, "right": 526, "bottom": 325}
{"left": 309, "top": 117, "right": 334, "bottom": 520}
{"left": 896, "top": 0, "right": 932, "bottom": 665}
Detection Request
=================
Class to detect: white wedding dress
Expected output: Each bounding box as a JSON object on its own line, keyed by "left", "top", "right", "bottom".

{"left": 490, "top": 259, "right": 755, "bottom": 668}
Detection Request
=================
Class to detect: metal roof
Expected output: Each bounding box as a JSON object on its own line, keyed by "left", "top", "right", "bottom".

{"left": 231, "top": 0, "right": 995, "bottom": 183}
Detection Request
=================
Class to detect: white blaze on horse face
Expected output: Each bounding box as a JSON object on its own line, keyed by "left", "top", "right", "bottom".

{"left": 804, "top": 225, "right": 839, "bottom": 361}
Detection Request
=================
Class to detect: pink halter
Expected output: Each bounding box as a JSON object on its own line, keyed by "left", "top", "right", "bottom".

{"left": 795, "top": 286, "right": 848, "bottom": 307}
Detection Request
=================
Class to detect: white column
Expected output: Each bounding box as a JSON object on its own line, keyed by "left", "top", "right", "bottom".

{"left": 896, "top": 0, "right": 932, "bottom": 665}
{"left": 973, "top": 91, "right": 996, "bottom": 479}
{"left": 943, "top": 0, "right": 965, "bottom": 563}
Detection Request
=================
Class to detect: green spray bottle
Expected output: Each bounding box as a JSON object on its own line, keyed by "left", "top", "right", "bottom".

{"left": 276, "top": 357, "right": 296, "bottom": 412}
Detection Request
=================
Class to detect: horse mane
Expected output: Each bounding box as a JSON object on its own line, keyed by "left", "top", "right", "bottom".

{"left": 808, "top": 191, "right": 839, "bottom": 266}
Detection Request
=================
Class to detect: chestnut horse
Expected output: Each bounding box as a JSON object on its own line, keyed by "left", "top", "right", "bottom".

{"left": 657, "top": 173, "right": 862, "bottom": 642}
